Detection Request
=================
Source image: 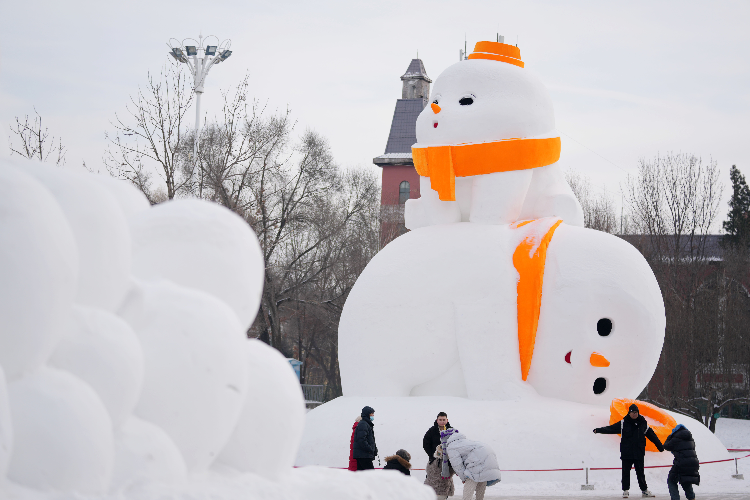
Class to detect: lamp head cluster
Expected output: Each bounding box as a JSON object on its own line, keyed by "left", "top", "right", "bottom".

{"left": 167, "top": 35, "right": 232, "bottom": 65}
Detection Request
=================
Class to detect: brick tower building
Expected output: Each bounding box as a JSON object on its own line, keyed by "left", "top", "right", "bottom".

{"left": 373, "top": 59, "right": 431, "bottom": 245}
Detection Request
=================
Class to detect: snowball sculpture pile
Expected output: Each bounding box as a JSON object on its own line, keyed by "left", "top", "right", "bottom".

{"left": 297, "top": 41, "right": 729, "bottom": 477}
{"left": 0, "top": 157, "right": 304, "bottom": 494}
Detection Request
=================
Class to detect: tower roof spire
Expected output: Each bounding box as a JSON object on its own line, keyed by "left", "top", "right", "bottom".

{"left": 400, "top": 59, "right": 431, "bottom": 83}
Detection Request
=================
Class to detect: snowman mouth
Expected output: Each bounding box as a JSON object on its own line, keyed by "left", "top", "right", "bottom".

{"left": 565, "top": 351, "right": 572, "bottom": 364}
{"left": 433, "top": 122, "right": 438, "bottom": 128}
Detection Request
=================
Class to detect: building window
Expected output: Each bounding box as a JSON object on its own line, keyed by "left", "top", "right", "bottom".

{"left": 399, "top": 181, "right": 410, "bottom": 204}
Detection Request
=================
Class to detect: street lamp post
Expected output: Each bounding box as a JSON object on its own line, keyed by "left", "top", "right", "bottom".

{"left": 167, "top": 35, "right": 232, "bottom": 161}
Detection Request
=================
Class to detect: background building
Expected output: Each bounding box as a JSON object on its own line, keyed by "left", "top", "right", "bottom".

{"left": 373, "top": 59, "right": 431, "bottom": 245}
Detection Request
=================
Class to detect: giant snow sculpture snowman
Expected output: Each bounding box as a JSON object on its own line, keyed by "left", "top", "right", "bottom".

{"left": 297, "top": 41, "right": 729, "bottom": 477}
{"left": 405, "top": 41, "right": 583, "bottom": 228}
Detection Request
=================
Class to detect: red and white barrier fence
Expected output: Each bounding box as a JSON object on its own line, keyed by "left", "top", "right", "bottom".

{"left": 305, "top": 452, "right": 750, "bottom": 480}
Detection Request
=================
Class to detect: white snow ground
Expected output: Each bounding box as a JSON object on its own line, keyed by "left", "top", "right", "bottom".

{"left": 715, "top": 417, "right": 750, "bottom": 450}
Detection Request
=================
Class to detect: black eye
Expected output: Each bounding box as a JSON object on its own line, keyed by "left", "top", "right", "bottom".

{"left": 597, "top": 318, "right": 613, "bottom": 336}
{"left": 459, "top": 97, "right": 474, "bottom": 105}
{"left": 593, "top": 377, "right": 607, "bottom": 395}
{"left": 432, "top": 100, "right": 439, "bottom": 105}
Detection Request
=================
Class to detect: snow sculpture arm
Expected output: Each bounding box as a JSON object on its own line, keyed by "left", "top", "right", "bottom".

{"left": 405, "top": 177, "right": 461, "bottom": 230}
{"left": 518, "top": 164, "right": 584, "bottom": 227}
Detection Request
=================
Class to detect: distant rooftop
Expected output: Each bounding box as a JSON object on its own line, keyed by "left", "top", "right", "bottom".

{"left": 374, "top": 59, "right": 431, "bottom": 167}
{"left": 384, "top": 99, "right": 424, "bottom": 154}
{"left": 400, "top": 59, "right": 432, "bottom": 82}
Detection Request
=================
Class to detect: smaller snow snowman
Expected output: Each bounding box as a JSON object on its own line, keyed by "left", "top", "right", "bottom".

{"left": 406, "top": 41, "right": 583, "bottom": 228}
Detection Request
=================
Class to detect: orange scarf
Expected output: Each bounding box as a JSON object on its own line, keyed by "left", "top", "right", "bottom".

{"left": 412, "top": 137, "right": 561, "bottom": 201}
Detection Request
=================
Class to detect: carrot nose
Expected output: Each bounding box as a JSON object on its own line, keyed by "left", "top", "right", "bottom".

{"left": 590, "top": 352, "right": 610, "bottom": 367}
{"left": 431, "top": 103, "right": 441, "bottom": 114}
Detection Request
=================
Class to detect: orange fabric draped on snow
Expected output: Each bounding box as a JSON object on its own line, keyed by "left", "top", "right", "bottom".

{"left": 610, "top": 398, "right": 677, "bottom": 452}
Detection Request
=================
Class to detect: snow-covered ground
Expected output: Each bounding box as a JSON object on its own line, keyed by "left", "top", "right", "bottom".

{"left": 2, "top": 466, "right": 434, "bottom": 500}
{"left": 715, "top": 417, "right": 750, "bottom": 450}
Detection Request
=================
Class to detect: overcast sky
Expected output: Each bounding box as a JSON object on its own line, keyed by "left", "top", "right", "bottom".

{"left": 1, "top": 0, "right": 748, "bottom": 229}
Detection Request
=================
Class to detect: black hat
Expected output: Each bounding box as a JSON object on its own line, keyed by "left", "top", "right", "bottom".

{"left": 396, "top": 449, "right": 411, "bottom": 461}
{"left": 629, "top": 404, "right": 639, "bottom": 414}
{"left": 361, "top": 406, "right": 375, "bottom": 417}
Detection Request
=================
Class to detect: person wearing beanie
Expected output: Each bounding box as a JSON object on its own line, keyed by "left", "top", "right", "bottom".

{"left": 594, "top": 403, "right": 665, "bottom": 498}
{"left": 441, "top": 429, "right": 501, "bottom": 500}
{"left": 352, "top": 406, "right": 377, "bottom": 470}
{"left": 663, "top": 424, "right": 699, "bottom": 500}
{"left": 424, "top": 411, "right": 452, "bottom": 464}
{"left": 424, "top": 443, "right": 455, "bottom": 500}
{"left": 383, "top": 449, "right": 412, "bottom": 475}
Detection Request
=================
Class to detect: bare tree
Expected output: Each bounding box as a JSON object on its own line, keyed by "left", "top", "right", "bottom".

{"left": 625, "top": 153, "right": 722, "bottom": 263}
{"left": 564, "top": 169, "right": 618, "bottom": 233}
{"left": 624, "top": 153, "right": 750, "bottom": 430}
{"left": 109, "top": 70, "right": 385, "bottom": 398}
{"left": 8, "top": 108, "right": 66, "bottom": 166}
{"left": 254, "top": 142, "right": 381, "bottom": 351}
{"left": 104, "top": 63, "right": 193, "bottom": 204}
{"left": 281, "top": 167, "right": 383, "bottom": 399}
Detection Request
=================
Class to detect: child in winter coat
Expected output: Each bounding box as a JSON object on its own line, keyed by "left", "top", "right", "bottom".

{"left": 383, "top": 449, "right": 412, "bottom": 475}
{"left": 441, "top": 428, "right": 501, "bottom": 500}
{"left": 663, "top": 424, "right": 699, "bottom": 500}
{"left": 424, "top": 444, "right": 455, "bottom": 500}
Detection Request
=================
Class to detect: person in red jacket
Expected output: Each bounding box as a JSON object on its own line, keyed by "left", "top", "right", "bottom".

{"left": 348, "top": 415, "right": 362, "bottom": 471}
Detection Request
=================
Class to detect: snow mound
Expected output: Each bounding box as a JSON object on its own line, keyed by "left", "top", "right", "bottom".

{"left": 1, "top": 158, "right": 428, "bottom": 500}
{"left": 129, "top": 199, "right": 264, "bottom": 329}
{"left": 20, "top": 162, "right": 132, "bottom": 312}
{"left": 7, "top": 367, "right": 115, "bottom": 493}
{"left": 0, "top": 165, "right": 77, "bottom": 380}
{"left": 48, "top": 306, "right": 145, "bottom": 429}
{"left": 111, "top": 416, "right": 187, "bottom": 491}
{"left": 218, "top": 339, "right": 306, "bottom": 479}
{"left": 119, "top": 280, "right": 249, "bottom": 473}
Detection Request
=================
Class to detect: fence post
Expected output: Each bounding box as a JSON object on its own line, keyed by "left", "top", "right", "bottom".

{"left": 581, "top": 467, "right": 594, "bottom": 490}
{"left": 732, "top": 457, "right": 744, "bottom": 479}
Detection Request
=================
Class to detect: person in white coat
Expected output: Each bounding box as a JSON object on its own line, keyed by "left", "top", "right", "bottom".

{"left": 440, "top": 429, "right": 501, "bottom": 500}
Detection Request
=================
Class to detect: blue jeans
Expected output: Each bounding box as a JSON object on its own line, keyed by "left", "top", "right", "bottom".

{"left": 667, "top": 470, "right": 694, "bottom": 500}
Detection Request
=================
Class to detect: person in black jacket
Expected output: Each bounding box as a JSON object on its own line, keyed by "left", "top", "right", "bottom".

{"left": 423, "top": 412, "right": 452, "bottom": 464}
{"left": 352, "top": 406, "right": 377, "bottom": 470}
{"left": 383, "top": 449, "right": 412, "bottom": 475}
{"left": 594, "top": 403, "right": 665, "bottom": 498}
{"left": 663, "top": 424, "right": 699, "bottom": 500}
